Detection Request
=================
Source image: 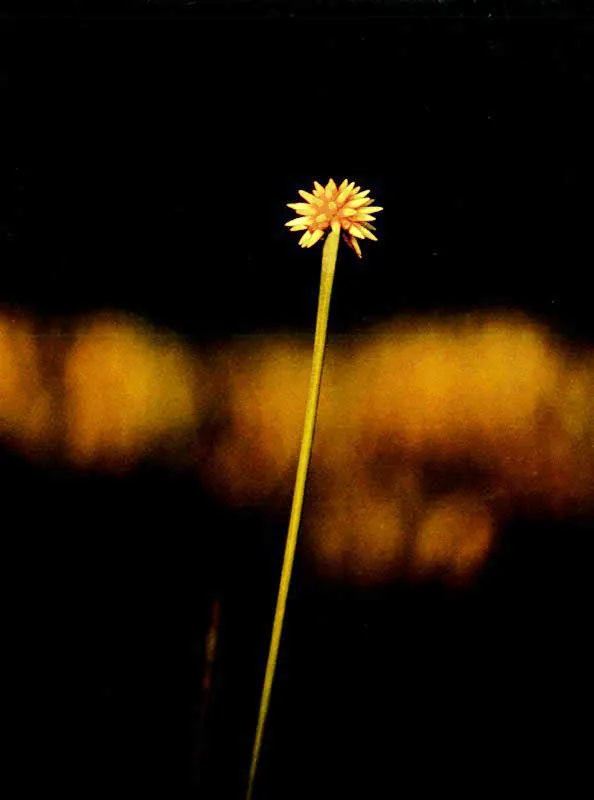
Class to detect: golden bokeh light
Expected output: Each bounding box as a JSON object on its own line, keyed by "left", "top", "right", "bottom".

{"left": 1, "top": 308, "right": 592, "bottom": 584}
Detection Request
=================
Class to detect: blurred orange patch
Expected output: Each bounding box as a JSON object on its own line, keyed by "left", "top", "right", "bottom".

{"left": 1, "top": 307, "right": 592, "bottom": 585}
{"left": 0, "top": 313, "right": 53, "bottom": 453}
{"left": 63, "top": 313, "right": 202, "bottom": 471}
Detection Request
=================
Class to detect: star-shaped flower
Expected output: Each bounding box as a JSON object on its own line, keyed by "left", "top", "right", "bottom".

{"left": 285, "top": 178, "right": 383, "bottom": 258}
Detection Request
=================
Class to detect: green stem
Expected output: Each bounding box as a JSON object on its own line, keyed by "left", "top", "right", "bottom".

{"left": 246, "top": 228, "right": 340, "bottom": 800}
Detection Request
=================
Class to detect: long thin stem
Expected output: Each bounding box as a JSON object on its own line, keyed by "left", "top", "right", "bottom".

{"left": 246, "top": 228, "right": 341, "bottom": 800}
{"left": 194, "top": 595, "right": 221, "bottom": 788}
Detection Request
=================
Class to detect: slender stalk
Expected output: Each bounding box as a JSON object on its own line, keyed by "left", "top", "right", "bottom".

{"left": 194, "top": 595, "right": 221, "bottom": 788}
{"left": 246, "top": 228, "right": 341, "bottom": 800}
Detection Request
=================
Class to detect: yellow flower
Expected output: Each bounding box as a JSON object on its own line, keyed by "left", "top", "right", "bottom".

{"left": 285, "top": 178, "right": 383, "bottom": 258}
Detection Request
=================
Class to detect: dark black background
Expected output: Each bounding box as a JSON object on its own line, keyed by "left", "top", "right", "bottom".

{"left": 3, "top": 2, "right": 594, "bottom": 798}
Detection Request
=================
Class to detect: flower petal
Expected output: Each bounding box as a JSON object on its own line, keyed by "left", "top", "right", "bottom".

{"left": 306, "top": 229, "right": 324, "bottom": 247}
{"left": 361, "top": 206, "right": 383, "bottom": 213}
{"left": 285, "top": 217, "right": 309, "bottom": 226}
{"left": 350, "top": 236, "right": 362, "bottom": 258}
{"left": 349, "top": 224, "right": 365, "bottom": 239}
{"left": 299, "top": 230, "right": 312, "bottom": 246}
{"left": 325, "top": 178, "right": 337, "bottom": 199}
{"left": 336, "top": 188, "right": 351, "bottom": 205}
{"left": 298, "top": 189, "right": 315, "bottom": 202}
{"left": 360, "top": 227, "right": 378, "bottom": 241}
{"left": 348, "top": 196, "right": 373, "bottom": 208}
{"left": 287, "top": 202, "right": 316, "bottom": 214}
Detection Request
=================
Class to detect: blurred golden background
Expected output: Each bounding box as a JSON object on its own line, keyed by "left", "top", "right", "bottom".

{"left": 2, "top": 308, "right": 592, "bottom": 587}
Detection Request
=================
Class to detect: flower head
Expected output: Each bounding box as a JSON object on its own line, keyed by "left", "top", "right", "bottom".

{"left": 285, "top": 178, "right": 383, "bottom": 258}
